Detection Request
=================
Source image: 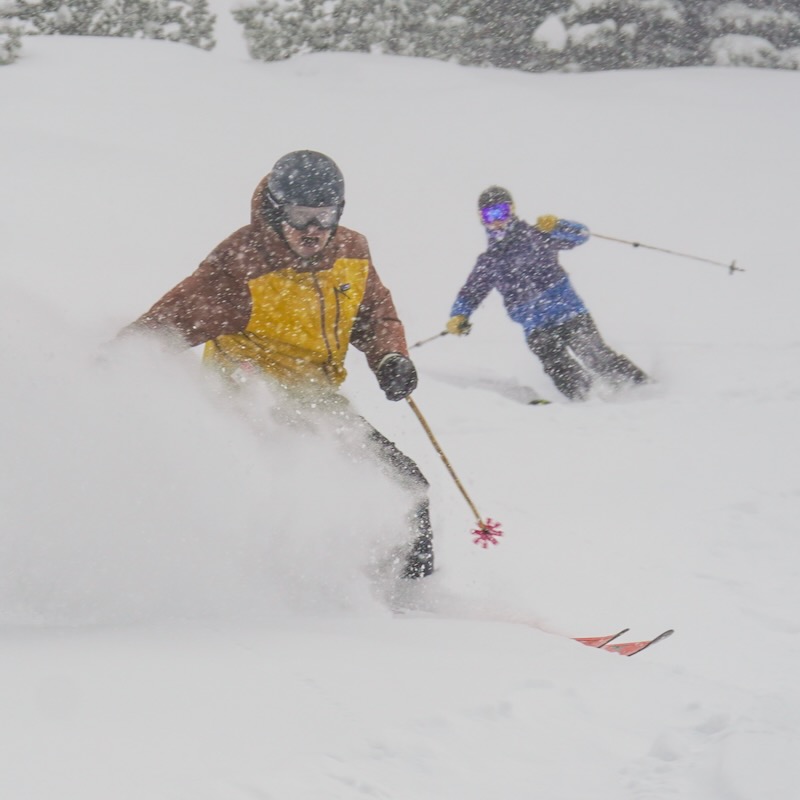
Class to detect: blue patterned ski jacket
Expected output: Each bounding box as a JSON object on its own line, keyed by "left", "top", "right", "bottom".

{"left": 450, "top": 217, "right": 590, "bottom": 334}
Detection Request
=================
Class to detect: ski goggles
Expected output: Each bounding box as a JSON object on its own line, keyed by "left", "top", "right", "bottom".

{"left": 282, "top": 204, "right": 341, "bottom": 230}
{"left": 480, "top": 202, "right": 512, "bottom": 224}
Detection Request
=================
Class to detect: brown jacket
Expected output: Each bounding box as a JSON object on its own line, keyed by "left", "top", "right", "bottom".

{"left": 129, "top": 175, "right": 408, "bottom": 390}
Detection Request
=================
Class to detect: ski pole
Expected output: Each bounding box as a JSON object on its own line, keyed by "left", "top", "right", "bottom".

{"left": 592, "top": 232, "right": 744, "bottom": 275}
{"left": 410, "top": 331, "right": 448, "bottom": 349}
{"left": 405, "top": 396, "right": 503, "bottom": 547}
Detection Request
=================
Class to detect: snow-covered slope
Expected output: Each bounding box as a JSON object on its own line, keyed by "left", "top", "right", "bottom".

{"left": 2, "top": 34, "right": 799, "bottom": 799}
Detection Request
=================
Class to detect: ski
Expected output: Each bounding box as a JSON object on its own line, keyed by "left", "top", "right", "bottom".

{"left": 395, "top": 612, "right": 673, "bottom": 657}
{"left": 602, "top": 629, "right": 674, "bottom": 656}
{"left": 573, "top": 628, "right": 630, "bottom": 648}
{"left": 528, "top": 398, "right": 552, "bottom": 406}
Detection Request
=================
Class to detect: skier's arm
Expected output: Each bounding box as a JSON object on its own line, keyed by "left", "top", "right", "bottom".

{"left": 350, "top": 263, "right": 419, "bottom": 401}
{"left": 449, "top": 257, "right": 494, "bottom": 320}
{"left": 350, "top": 262, "right": 409, "bottom": 371}
{"left": 122, "top": 244, "right": 252, "bottom": 347}
{"left": 536, "top": 216, "right": 590, "bottom": 250}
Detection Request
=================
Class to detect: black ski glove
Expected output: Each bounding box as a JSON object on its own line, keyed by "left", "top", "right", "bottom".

{"left": 376, "top": 353, "right": 418, "bottom": 401}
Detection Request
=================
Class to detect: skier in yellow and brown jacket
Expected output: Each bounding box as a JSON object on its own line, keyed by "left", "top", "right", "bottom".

{"left": 124, "top": 151, "right": 433, "bottom": 579}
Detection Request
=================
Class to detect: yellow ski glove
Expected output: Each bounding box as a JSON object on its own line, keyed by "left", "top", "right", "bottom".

{"left": 536, "top": 214, "right": 559, "bottom": 233}
{"left": 446, "top": 315, "right": 472, "bottom": 336}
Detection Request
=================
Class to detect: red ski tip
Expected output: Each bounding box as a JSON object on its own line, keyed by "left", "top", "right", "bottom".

{"left": 603, "top": 629, "right": 675, "bottom": 656}
{"left": 573, "top": 629, "right": 630, "bottom": 648}
{"left": 472, "top": 518, "right": 503, "bottom": 548}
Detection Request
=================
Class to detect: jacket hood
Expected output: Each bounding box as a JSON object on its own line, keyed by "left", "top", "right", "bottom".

{"left": 251, "top": 173, "right": 272, "bottom": 227}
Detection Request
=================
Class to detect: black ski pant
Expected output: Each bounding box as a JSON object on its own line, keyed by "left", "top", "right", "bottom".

{"left": 526, "top": 313, "right": 648, "bottom": 401}
{"left": 365, "top": 425, "right": 434, "bottom": 579}
{"left": 269, "top": 393, "right": 434, "bottom": 579}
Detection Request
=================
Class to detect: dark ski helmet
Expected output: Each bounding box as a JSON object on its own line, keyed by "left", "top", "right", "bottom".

{"left": 264, "top": 150, "right": 345, "bottom": 232}
{"left": 478, "top": 185, "right": 513, "bottom": 209}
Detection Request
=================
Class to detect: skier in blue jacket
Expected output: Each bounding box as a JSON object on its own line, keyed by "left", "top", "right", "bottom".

{"left": 446, "top": 186, "right": 648, "bottom": 401}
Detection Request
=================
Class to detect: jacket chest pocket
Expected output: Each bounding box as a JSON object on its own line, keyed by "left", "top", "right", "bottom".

{"left": 331, "top": 282, "right": 357, "bottom": 349}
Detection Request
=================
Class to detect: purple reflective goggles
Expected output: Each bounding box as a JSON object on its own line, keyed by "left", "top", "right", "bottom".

{"left": 283, "top": 204, "right": 341, "bottom": 230}
{"left": 480, "top": 202, "right": 512, "bottom": 224}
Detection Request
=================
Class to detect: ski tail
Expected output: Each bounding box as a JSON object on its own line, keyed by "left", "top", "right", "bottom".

{"left": 603, "top": 629, "right": 675, "bottom": 656}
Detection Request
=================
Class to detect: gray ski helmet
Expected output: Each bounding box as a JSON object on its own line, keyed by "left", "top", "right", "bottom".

{"left": 266, "top": 150, "right": 345, "bottom": 209}
{"left": 478, "top": 186, "right": 513, "bottom": 209}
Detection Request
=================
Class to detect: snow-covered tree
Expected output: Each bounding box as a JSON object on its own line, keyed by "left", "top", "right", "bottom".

{"left": 710, "top": 31, "right": 800, "bottom": 65}
{"left": 544, "top": 0, "right": 800, "bottom": 69}
{"left": 0, "top": 22, "right": 22, "bottom": 63}
{"left": 711, "top": 1, "right": 800, "bottom": 49}
{"left": 231, "top": 0, "right": 800, "bottom": 71}
{"left": 234, "top": 0, "right": 324, "bottom": 61}
{"left": 233, "top": 0, "right": 472, "bottom": 62}
{"left": 554, "top": 0, "right": 709, "bottom": 70}
{"left": 455, "top": 0, "right": 569, "bottom": 69}
{"left": 1, "top": 0, "right": 216, "bottom": 49}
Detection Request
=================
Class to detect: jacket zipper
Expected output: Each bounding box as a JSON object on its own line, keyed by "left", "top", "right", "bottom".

{"left": 333, "top": 286, "right": 344, "bottom": 349}
{"left": 311, "top": 273, "right": 335, "bottom": 371}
